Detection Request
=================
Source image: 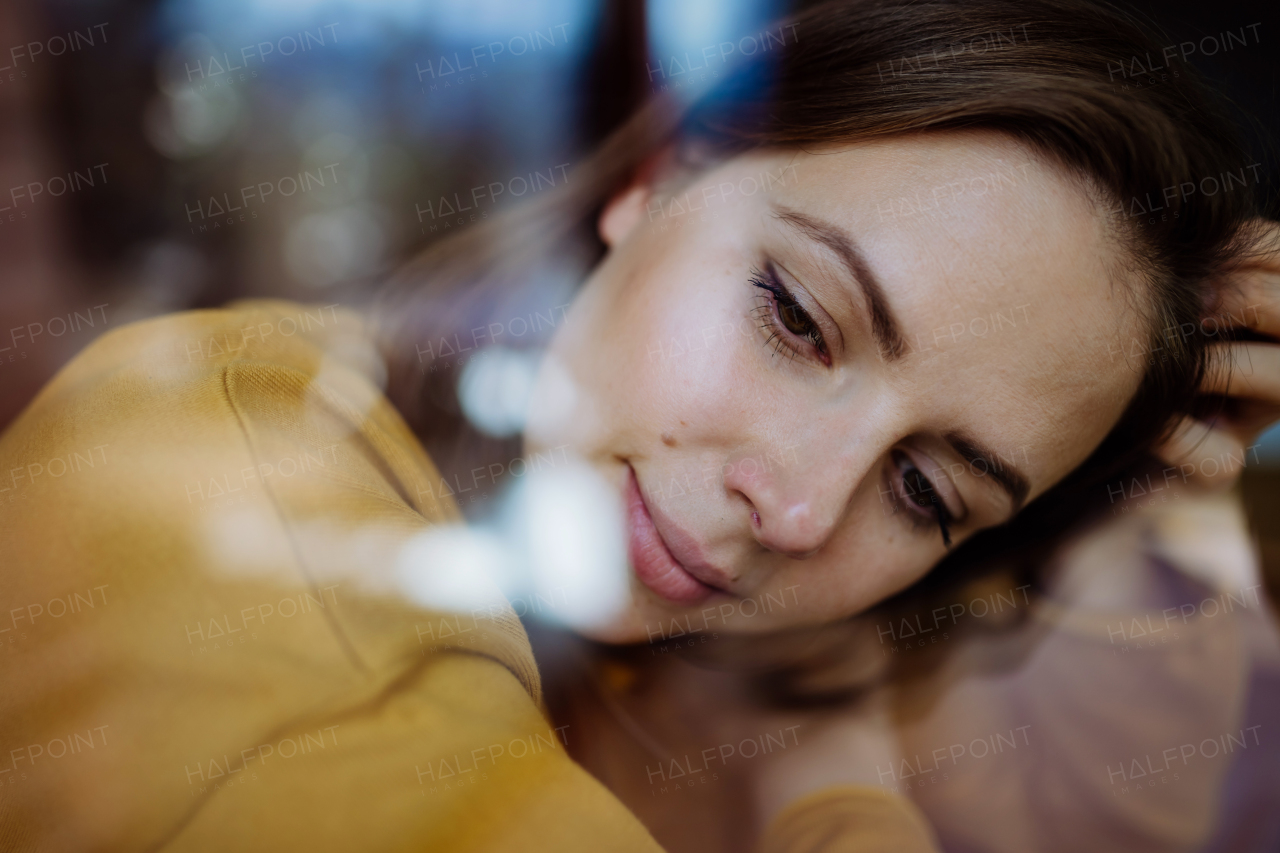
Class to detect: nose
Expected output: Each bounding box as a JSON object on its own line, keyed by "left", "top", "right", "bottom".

{"left": 722, "top": 444, "right": 868, "bottom": 559}
{"left": 755, "top": 502, "right": 833, "bottom": 559}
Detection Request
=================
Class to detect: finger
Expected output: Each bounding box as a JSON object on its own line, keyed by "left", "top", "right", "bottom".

{"left": 1155, "top": 416, "right": 1248, "bottom": 492}
{"left": 1210, "top": 267, "right": 1280, "bottom": 339}
{"left": 1200, "top": 341, "right": 1280, "bottom": 402}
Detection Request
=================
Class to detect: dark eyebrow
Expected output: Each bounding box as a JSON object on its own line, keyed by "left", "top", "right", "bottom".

{"left": 945, "top": 431, "right": 1031, "bottom": 513}
{"left": 771, "top": 203, "right": 907, "bottom": 361}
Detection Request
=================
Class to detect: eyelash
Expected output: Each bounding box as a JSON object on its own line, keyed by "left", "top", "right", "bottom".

{"left": 749, "top": 266, "right": 950, "bottom": 547}
{"left": 888, "top": 451, "right": 953, "bottom": 548}
{"left": 749, "top": 264, "right": 830, "bottom": 365}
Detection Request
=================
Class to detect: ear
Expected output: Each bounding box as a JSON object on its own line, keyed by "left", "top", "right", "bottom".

{"left": 598, "top": 144, "right": 677, "bottom": 248}
{"left": 598, "top": 183, "right": 651, "bottom": 248}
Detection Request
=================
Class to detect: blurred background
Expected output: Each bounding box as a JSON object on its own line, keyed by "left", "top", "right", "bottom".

{"left": 0, "top": 0, "right": 1277, "bottom": 595}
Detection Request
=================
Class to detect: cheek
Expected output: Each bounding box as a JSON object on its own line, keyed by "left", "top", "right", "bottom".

{"left": 692, "top": 511, "right": 937, "bottom": 636}
{"left": 796, "top": 512, "right": 936, "bottom": 622}
{"left": 597, "top": 257, "right": 761, "bottom": 431}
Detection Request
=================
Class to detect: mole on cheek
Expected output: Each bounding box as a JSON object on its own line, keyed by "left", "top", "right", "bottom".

{"left": 662, "top": 433, "right": 677, "bottom": 447}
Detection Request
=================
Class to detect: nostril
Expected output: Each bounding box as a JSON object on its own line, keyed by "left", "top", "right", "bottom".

{"left": 753, "top": 502, "right": 832, "bottom": 560}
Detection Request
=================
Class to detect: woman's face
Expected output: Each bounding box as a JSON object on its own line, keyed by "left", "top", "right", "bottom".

{"left": 525, "top": 131, "right": 1146, "bottom": 644}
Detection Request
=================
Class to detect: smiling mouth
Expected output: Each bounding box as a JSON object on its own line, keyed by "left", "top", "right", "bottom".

{"left": 623, "top": 465, "right": 723, "bottom": 606}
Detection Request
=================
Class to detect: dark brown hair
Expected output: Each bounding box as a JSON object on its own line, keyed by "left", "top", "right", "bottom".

{"left": 372, "top": 0, "right": 1269, "bottom": 697}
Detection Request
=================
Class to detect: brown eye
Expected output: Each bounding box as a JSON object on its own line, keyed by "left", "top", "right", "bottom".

{"left": 903, "top": 467, "right": 935, "bottom": 507}
{"left": 749, "top": 264, "right": 830, "bottom": 363}
{"left": 894, "top": 452, "right": 953, "bottom": 547}
{"left": 779, "top": 301, "right": 818, "bottom": 338}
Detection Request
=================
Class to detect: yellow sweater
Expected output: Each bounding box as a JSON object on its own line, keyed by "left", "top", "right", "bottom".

{"left": 0, "top": 301, "right": 936, "bottom": 852}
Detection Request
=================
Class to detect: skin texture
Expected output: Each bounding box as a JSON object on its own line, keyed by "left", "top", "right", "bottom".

{"left": 524, "top": 131, "right": 1148, "bottom": 644}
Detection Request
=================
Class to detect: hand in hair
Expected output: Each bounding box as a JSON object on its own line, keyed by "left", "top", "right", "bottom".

{"left": 1156, "top": 219, "right": 1280, "bottom": 490}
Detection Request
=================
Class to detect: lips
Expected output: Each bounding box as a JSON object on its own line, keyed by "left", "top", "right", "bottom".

{"left": 624, "top": 465, "right": 728, "bottom": 606}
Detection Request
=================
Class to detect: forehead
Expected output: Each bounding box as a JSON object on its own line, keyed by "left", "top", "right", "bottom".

{"left": 755, "top": 133, "right": 1147, "bottom": 492}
